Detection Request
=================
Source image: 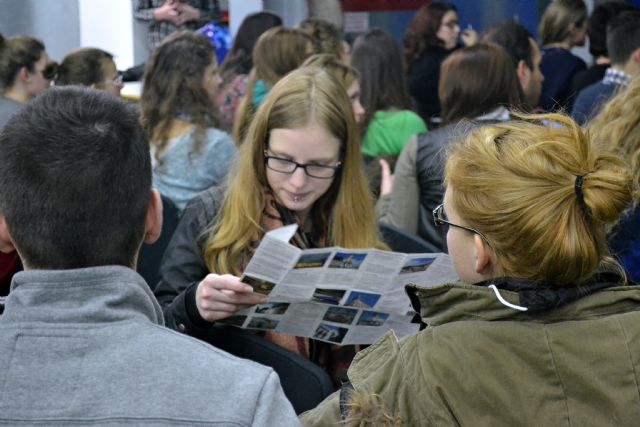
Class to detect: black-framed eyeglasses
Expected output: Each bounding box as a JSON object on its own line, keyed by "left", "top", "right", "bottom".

{"left": 433, "top": 203, "right": 492, "bottom": 246}
{"left": 264, "top": 152, "right": 342, "bottom": 179}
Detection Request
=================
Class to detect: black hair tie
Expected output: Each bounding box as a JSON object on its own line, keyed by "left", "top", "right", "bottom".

{"left": 575, "top": 175, "right": 586, "bottom": 204}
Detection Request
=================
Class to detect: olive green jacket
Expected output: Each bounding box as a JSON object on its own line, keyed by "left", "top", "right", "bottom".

{"left": 300, "top": 280, "right": 640, "bottom": 426}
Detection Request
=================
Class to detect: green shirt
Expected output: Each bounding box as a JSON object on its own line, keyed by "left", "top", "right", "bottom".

{"left": 362, "top": 110, "right": 427, "bottom": 157}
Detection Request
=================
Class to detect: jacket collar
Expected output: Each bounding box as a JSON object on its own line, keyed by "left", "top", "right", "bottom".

{"left": 2, "top": 266, "right": 164, "bottom": 325}
{"left": 406, "top": 272, "right": 637, "bottom": 326}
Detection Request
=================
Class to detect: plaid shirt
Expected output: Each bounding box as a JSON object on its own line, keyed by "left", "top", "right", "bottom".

{"left": 602, "top": 67, "right": 631, "bottom": 86}
{"left": 135, "top": 0, "right": 220, "bottom": 52}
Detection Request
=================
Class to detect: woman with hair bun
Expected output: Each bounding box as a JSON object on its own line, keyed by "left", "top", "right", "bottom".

{"left": 302, "top": 113, "right": 640, "bottom": 426}
{"left": 0, "top": 33, "right": 53, "bottom": 128}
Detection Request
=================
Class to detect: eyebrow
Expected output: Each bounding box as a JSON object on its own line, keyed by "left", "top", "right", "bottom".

{"left": 269, "top": 149, "right": 336, "bottom": 164}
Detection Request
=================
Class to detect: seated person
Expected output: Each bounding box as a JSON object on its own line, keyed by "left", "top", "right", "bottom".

{"left": 140, "top": 31, "right": 237, "bottom": 211}
{"left": 232, "top": 26, "right": 314, "bottom": 144}
{"left": 0, "top": 33, "right": 53, "bottom": 128}
{"left": 55, "top": 47, "right": 123, "bottom": 96}
{"left": 302, "top": 113, "right": 638, "bottom": 426}
{"left": 351, "top": 28, "right": 427, "bottom": 157}
{"left": 154, "top": 67, "right": 386, "bottom": 385}
{"left": 588, "top": 74, "right": 640, "bottom": 284}
{"left": 572, "top": 10, "right": 640, "bottom": 125}
{"left": 0, "top": 86, "right": 298, "bottom": 425}
{"left": 377, "top": 43, "right": 522, "bottom": 251}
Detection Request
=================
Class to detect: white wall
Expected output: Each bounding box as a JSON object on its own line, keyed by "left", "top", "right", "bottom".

{"left": 78, "top": 0, "right": 136, "bottom": 70}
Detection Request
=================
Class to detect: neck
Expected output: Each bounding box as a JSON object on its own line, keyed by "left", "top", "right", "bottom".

{"left": 153, "top": 118, "right": 193, "bottom": 140}
{"left": 545, "top": 41, "right": 571, "bottom": 50}
{"left": 3, "top": 85, "right": 29, "bottom": 104}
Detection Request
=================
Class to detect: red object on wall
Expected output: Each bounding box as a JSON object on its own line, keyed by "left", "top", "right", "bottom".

{"left": 341, "top": 0, "right": 428, "bottom": 12}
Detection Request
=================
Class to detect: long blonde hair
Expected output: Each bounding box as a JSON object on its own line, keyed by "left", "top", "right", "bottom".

{"left": 588, "top": 78, "right": 640, "bottom": 207}
{"left": 205, "top": 67, "right": 384, "bottom": 274}
{"left": 232, "top": 27, "right": 314, "bottom": 145}
{"left": 445, "top": 113, "right": 632, "bottom": 285}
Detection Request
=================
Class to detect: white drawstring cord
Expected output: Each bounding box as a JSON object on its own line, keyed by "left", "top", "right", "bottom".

{"left": 488, "top": 284, "right": 528, "bottom": 312}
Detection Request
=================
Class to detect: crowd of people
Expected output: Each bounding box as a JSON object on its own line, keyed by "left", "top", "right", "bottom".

{"left": 2, "top": 0, "right": 640, "bottom": 425}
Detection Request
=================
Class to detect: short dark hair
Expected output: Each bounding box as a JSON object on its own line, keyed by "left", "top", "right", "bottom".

{"left": 608, "top": 10, "right": 640, "bottom": 65}
{"left": 55, "top": 47, "right": 114, "bottom": 87}
{"left": 588, "top": 2, "right": 636, "bottom": 58}
{"left": 483, "top": 21, "right": 534, "bottom": 70}
{"left": 0, "top": 86, "right": 151, "bottom": 269}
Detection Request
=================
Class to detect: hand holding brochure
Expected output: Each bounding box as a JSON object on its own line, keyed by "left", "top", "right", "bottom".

{"left": 220, "top": 224, "right": 459, "bottom": 345}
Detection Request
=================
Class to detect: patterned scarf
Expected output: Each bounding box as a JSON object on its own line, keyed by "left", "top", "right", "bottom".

{"left": 250, "top": 191, "right": 327, "bottom": 359}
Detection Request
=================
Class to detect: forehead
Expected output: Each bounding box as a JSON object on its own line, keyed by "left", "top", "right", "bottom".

{"left": 442, "top": 10, "right": 458, "bottom": 22}
{"left": 268, "top": 124, "right": 340, "bottom": 160}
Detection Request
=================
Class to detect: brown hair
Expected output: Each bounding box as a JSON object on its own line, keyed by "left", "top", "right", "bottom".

{"left": 298, "top": 18, "right": 343, "bottom": 57}
{"left": 445, "top": 113, "right": 632, "bottom": 285}
{"left": 55, "top": 48, "right": 114, "bottom": 87}
{"left": 439, "top": 43, "right": 523, "bottom": 124}
{"left": 0, "top": 33, "right": 45, "bottom": 89}
{"left": 140, "top": 31, "right": 220, "bottom": 163}
{"left": 302, "top": 53, "right": 358, "bottom": 90}
{"left": 404, "top": 2, "right": 457, "bottom": 69}
{"left": 232, "top": 27, "right": 314, "bottom": 145}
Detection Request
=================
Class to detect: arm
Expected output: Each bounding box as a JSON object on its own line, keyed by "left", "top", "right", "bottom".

{"left": 174, "top": 0, "right": 219, "bottom": 25}
{"left": 299, "top": 391, "right": 341, "bottom": 426}
{"left": 134, "top": 0, "right": 179, "bottom": 22}
{"left": 154, "top": 189, "right": 215, "bottom": 333}
{"left": 252, "top": 371, "right": 302, "bottom": 426}
{"left": 154, "top": 187, "right": 266, "bottom": 333}
{"left": 376, "top": 135, "right": 420, "bottom": 234}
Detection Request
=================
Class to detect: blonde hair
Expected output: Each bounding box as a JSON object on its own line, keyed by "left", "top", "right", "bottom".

{"left": 445, "top": 113, "right": 632, "bottom": 285}
{"left": 539, "top": 0, "right": 587, "bottom": 46}
{"left": 232, "top": 27, "right": 314, "bottom": 145}
{"left": 588, "top": 78, "right": 640, "bottom": 207}
{"left": 205, "top": 67, "right": 384, "bottom": 274}
{"left": 301, "top": 53, "right": 358, "bottom": 90}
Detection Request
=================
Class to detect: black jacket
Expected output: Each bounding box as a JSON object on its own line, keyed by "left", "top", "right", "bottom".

{"left": 154, "top": 186, "right": 225, "bottom": 334}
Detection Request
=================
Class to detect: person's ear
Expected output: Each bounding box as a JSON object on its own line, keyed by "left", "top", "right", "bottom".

{"left": 17, "top": 66, "right": 31, "bottom": 83}
{"left": 0, "top": 214, "right": 16, "bottom": 253}
{"left": 143, "top": 189, "right": 163, "bottom": 245}
{"left": 630, "top": 48, "right": 640, "bottom": 66}
{"left": 516, "top": 59, "right": 530, "bottom": 89}
{"left": 473, "top": 234, "right": 492, "bottom": 275}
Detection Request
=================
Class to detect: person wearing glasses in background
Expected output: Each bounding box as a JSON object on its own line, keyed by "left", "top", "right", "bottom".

{"left": 155, "top": 66, "right": 386, "bottom": 385}
{"left": 55, "top": 48, "right": 124, "bottom": 97}
{"left": 404, "top": 2, "right": 476, "bottom": 126}
{"left": 302, "top": 113, "right": 639, "bottom": 426}
{"left": 0, "top": 33, "right": 54, "bottom": 129}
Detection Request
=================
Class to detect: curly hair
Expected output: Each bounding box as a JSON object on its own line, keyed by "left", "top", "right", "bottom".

{"left": 404, "top": 2, "right": 457, "bottom": 69}
{"left": 140, "top": 31, "right": 220, "bottom": 163}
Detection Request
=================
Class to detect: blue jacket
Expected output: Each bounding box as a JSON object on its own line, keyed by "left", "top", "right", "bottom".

{"left": 571, "top": 80, "right": 621, "bottom": 125}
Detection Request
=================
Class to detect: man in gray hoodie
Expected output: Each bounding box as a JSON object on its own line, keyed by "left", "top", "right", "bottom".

{"left": 0, "top": 86, "right": 300, "bottom": 426}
